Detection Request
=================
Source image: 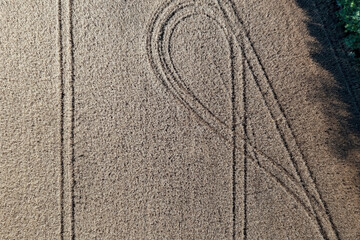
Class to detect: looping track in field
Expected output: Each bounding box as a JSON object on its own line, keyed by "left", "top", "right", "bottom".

{"left": 146, "top": 0, "right": 339, "bottom": 239}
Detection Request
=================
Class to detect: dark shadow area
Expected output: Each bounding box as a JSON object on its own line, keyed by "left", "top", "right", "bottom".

{"left": 294, "top": 0, "right": 360, "bottom": 184}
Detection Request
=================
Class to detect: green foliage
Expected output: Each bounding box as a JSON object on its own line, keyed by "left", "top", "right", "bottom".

{"left": 337, "top": 0, "right": 360, "bottom": 52}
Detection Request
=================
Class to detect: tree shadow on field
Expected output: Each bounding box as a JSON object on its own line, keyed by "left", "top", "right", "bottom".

{"left": 294, "top": 0, "right": 360, "bottom": 184}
